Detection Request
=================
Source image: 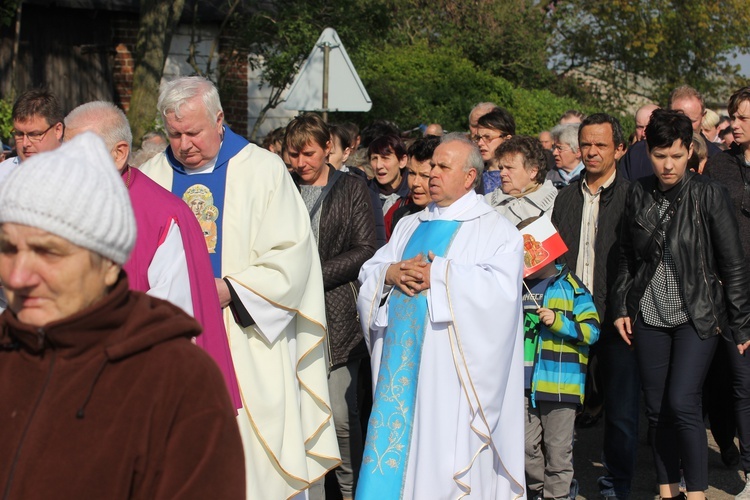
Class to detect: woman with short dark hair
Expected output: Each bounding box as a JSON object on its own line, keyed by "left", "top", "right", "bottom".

{"left": 614, "top": 109, "right": 750, "bottom": 500}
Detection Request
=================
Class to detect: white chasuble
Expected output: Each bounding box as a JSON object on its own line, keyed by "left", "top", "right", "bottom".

{"left": 357, "top": 192, "right": 526, "bottom": 499}
{"left": 141, "top": 144, "right": 340, "bottom": 499}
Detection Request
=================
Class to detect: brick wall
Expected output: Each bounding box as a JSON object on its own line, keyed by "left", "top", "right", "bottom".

{"left": 109, "top": 18, "right": 248, "bottom": 134}
{"left": 111, "top": 16, "right": 139, "bottom": 113}
{"left": 218, "top": 31, "right": 249, "bottom": 137}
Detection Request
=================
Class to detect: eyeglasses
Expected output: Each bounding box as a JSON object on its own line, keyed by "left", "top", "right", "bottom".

{"left": 552, "top": 144, "right": 573, "bottom": 153}
{"left": 12, "top": 123, "right": 56, "bottom": 143}
{"left": 472, "top": 133, "right": 505, "bottom": 144}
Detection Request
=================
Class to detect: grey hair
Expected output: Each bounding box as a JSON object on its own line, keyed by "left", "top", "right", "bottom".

{"left": 468, "top": 102, "right": 497, "bottom": 123}
{"left": 65, "top": 101, "right": 132, "bottom": 150}
{"left": 157, "top": 76, "right": 223, "bottom": 122}
{"left": 441, "top": 132, "right": 485, "bottom": 189}
{"left": 550, "top": 123, "right": 580, "bottom": 153}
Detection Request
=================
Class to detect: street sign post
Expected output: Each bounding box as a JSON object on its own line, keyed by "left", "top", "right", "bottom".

{"left": 283, "top": 28, "right": 372, "bottom": 120}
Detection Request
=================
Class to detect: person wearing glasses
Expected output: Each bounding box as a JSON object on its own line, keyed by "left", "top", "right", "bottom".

{"left": 0, "top": 89, "right": 64, "bottom": 314}
{"left": 0, "top": 89, "right": 64, "bottom": 185}
{"left": 474, "top": 107, "right": 515, "bottom": 194}
{"left": 547, "top": 123, "right": 584, "bottom": 189}
{"left": 703, "top": 86, "right": 750, "bottom": 499}
{"left": 614, "top": 109, "right": 750, "bottom": 500}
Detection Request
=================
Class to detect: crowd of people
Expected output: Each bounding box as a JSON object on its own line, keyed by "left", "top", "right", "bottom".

{"left": 1, "top": 76, "right": 750, "bottom": 500}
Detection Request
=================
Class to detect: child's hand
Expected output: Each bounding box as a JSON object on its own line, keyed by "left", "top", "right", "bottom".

{"left": 537, "top": 307, "right": 556, "bottom": 326}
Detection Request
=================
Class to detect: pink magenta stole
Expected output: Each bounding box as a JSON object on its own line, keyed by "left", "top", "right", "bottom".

{"left": 123, "top": 167, "right": 241, "bottom": 410}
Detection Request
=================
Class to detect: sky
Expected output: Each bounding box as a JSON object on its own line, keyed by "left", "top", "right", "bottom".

{"left": 731, "top": 52, "right": 750, "bottom": 77}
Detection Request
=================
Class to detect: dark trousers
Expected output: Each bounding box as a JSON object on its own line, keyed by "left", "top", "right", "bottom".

{"left": 581, "top": 342, "right": 604, "bottom": 418}
{"left": 634, "top": 320, "right": 718, "bottom": 492}
{"left": 704, "top": 337, "right": 737, "bottom": 456}
{"left": 706, "top": 334, "right": 750, "bottom": 473}
{"left": 598, "top": 334, "right": 641, "bottom": 499}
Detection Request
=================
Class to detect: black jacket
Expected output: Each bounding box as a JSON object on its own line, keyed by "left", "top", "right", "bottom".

{"left": 347, "top": 167, "right": 387, "bottom": 248}
{"left": 704, "top": 145, "right": 750, "bottom": 269}
{"left": 612, "top": 172, "right": 750, "bottom": 343}
{"left": 294, "top": 166, "right": 377, "bottom": 367}
{"left": 551, "top": 172, "right": 630, "bottom": 335}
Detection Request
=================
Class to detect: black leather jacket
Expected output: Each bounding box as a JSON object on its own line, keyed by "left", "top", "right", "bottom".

{"left": 613, "top": 172, "right": 750, "bottom": 343}
{"left": 551, "top": 171, "right": 630, "bottom": 334}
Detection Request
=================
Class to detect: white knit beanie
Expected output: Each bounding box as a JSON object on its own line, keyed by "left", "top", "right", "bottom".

{"left": 0, "top": 132, "right": 136, "bottom": 264}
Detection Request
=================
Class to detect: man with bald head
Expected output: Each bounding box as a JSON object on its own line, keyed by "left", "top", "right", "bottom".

{"left": 64, "top": 101, "right": 239, "bottom": 408}
{"left": 424, "top": 123, "right": 443, "bottom": 137}
{"left": 633, "top": 103, "right": 659, "bottom": 142}
{"left": 539, "top": 130, "right": 553, "bottom": 150}
{"left": 356, "top": 133, "right": 525, "bottom": 499}
{"left": 620, "top": 86, "right": 722, "bottom": 180}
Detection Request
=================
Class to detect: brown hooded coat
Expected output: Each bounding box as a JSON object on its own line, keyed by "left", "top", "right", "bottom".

{"left": 0, "top": 275, "right": 244, "bottom": 499}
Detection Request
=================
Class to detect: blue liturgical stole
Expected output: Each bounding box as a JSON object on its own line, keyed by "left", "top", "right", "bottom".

{"left": 357, "top": 219, "right": 462, "bottom": 499}
{"left": 166, "top": 126, "right": 248, "bottom": 277}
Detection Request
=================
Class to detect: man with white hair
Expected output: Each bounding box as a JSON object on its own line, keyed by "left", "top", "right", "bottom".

{"left": 64, "top": 101, "right": 240, "bottom": 409}
{"left": 468, "top": 101, "right": 497, "bottom": 136}
{"left": 356, "top": 133, "right": 525, "bottom": 499}
{"left": 140, "top": 76, "right": 339, "bottom": 499}
{"left": 0, "top": 133, "right": 244, "bottom": 499}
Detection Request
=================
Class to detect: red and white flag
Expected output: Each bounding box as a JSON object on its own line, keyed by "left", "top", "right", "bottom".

{"left": 519, "top": 216, "right": 568, "bottom": 278}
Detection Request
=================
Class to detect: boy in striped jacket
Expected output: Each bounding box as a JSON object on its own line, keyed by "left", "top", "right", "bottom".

{"left": 522, "top": 253, "right": 600, "bottom": 500}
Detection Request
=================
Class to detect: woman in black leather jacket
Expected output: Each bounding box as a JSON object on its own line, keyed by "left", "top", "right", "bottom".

{"left": 613, "top": 110, "right": 750, "bottom": 500}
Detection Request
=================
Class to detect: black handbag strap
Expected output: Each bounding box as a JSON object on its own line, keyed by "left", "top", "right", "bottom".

{"left": 308, "top": 167, "right": 343, "bottom": 220}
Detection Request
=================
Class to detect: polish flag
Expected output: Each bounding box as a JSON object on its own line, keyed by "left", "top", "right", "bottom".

{"left": 519, "top": 216, "right": 568, "bottom": 278}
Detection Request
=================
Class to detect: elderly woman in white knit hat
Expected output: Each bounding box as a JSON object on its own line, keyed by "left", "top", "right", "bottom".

{"left": 0, "top": 133, "right": 245, "bottom": 499}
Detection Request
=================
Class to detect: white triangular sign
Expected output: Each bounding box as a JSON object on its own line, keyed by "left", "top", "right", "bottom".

{"left": 283, "top": 28, "right": 372, "bottom": 112}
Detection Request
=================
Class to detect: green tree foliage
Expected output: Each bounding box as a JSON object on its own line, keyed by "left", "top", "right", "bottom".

{"left": 128, "top": 0, "right": 186, "bottom": 148}
{"left": 0, "top": 98, "right": 12, "bottom": 144}
{"left": 550, "top": 0, "right": 750, "bottom": 105}
{"left": 386, "top": 0, "right": 554, "bottom": 90}
{"left": 345, "top": 43, "right": 582, "bottom": 133}
{"left": 0, "top": 0, "right": 20, "bottom": 28}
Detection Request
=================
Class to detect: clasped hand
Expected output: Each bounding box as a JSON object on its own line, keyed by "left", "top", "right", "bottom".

{"left": 385, "top": 252, "right": 435, "bottom": 296}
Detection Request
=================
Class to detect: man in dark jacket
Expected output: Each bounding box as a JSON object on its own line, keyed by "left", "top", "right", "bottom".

{"left": 702, "top": 86, "right": 750, "bottom": 488}
{"left": 0, "top": 133, "right": 244, "bottom": 499}
{"left": 620, "top": 85, "right": 722, "bottom": 181}
{"left": 551, "top": 113, "right": 634, "bottom": 500}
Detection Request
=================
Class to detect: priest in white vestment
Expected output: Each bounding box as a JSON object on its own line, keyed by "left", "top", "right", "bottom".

{"left": 139, "top": 76, "right": 340, "bottom": 499}
{"left": 356, "top": 133, "right": 526, "bottom": 499}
